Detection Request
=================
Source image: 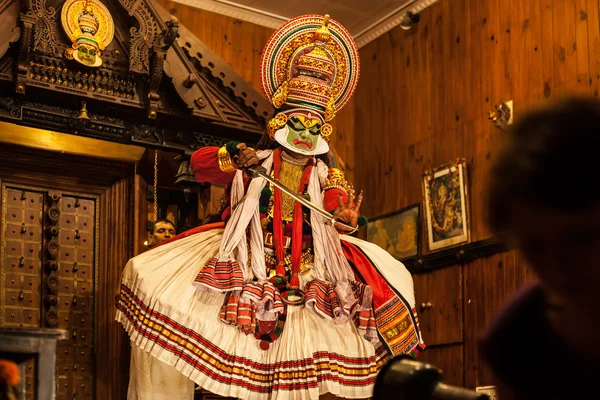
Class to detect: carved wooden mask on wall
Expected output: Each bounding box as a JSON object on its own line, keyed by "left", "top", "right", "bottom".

{"left": 60, "top": 0, "right": 115, "bottom": 68}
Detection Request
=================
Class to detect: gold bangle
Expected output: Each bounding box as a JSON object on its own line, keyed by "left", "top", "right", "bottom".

{"left": 324, "top": 168, "right": 351, "bottom": 194}
{"left": 217, "top": 145, "right": 237, "bottom": 173}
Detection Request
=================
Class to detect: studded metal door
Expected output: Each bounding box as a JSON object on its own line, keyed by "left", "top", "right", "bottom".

{"left": 1, "top": 184, "right": 98, "bottom": 400}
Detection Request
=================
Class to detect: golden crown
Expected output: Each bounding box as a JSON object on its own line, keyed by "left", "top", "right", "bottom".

{"left": 78, "top": 3, "right": 99, "bottom": 36}
{"left": 270, "top": 15, "right": 337, "bottom": 120}
{"left": 261, "top": 13, "right": 360, "bottom": 132}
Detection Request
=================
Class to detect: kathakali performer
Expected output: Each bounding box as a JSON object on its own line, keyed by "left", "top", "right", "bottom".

{"left": 117, "top": 13, "right": 425, "bottom": 400}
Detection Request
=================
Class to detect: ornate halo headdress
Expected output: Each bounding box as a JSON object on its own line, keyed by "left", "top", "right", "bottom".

{"left": 260, "top": 14, "right": 360, "bottom": 153}
{"left": 61, "top": 0, "right": 114, "bottom": 67}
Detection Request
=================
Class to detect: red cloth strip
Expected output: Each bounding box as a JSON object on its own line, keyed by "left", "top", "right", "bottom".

{"left": 291, "top": 159, "right": 314, "bottom": 282}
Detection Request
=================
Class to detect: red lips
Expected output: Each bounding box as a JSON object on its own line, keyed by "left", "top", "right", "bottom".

{"left": 293, "top": 139, "right": 313, "bottom": 149}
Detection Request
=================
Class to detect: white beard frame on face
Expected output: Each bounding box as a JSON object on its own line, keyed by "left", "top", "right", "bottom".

{"left": 274, "top": 125, "right": 330, "bottom": 156}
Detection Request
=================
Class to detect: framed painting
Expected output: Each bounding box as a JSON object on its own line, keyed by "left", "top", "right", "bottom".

{"left": 422, "top": 158, "right": 471, "bottom": 252}
{"left": 367, "top": 203, "right": 421, "bottom": 261}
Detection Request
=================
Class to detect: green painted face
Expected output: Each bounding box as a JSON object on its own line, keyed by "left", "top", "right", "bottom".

{"left": 285, "top": 115, "right": 321, "bottom": 152}
{"left": 77, "top": 43, "right": 97, "bottom": 66}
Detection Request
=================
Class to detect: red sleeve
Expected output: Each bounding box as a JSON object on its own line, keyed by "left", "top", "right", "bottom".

{"left": 323, "top": 188, "right": 349, "bottom": 213}
{"left": 190, "top": 146, "right": 235, "bottom": 185}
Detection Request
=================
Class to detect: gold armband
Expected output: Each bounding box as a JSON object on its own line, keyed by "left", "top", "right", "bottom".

{"left": 324, "top": 168, "right": 351, "bottom": 194}
{"left": 217, "top": 145, "right": 237, "bottom": 173}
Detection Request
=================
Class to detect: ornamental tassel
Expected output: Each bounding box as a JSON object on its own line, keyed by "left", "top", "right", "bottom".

{"left": 276, "top": 262, "right": 286, "bottom": 277}
{"left": 289, "top": 274, "right": 300, "bottom": 289}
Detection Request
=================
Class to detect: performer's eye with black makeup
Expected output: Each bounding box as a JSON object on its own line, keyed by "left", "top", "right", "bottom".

{"left": 288, "top": 118, "right": 305, "bottom": 130}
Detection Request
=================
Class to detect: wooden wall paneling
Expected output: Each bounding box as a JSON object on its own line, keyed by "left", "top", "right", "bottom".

{"left": 417, "top": 265, "right": 463, "bottom": 346}
{"left": 506, "top": 0, "right": 521, "bottom": 106}
{"left": 387, "top": 30, "right": 407, "bottom": 208}
{"left": 419, "top": 9, "right": 433, "bottom": 142}
{"left": 251, "top": 27, "right": 273, "bottom": 90}
{"left": 399, "top": 28, "right": 417, "bottom": 147}
{"left": 220, "top": 15, "right": 235, "bottom": 71}
{"left": 133, "top": 174, "right": 149, "bottom": 256}
{"left": 462, "top": 251, "right": 534, "bottom": 389}
{"left": 330, "top": 85, "right": 356, "bottom": 183}
{"left": 412, "top": 272, "right": 428, "bottom": 338}
{"left": 479, "top": 0, "right": 493, "bottom": 114}
{"left": 541, "top": 0, "right": 556, "bottom": 99}
{"left": 433, "top": 1, "right": 449, "bottom": 138}
{"left": 553, "top": 0, "right": 568, "bottom": 95}
{"left": 352, "top": 44, "right": 377, "bottom": 217}
{"left": 466, "top": 0, "right": 484, "bottom": 125}
{"left": 530, "top": 0, "right": 545, "bottom": 103}
{"left": 345, "top": 0, "right": 600, "bottom": 390}
{"left": 587, "top": 0, "right": 600, "bottom": 97}
{"left": 469, "top": 117, "right": 494, "bottom": 241}
{"left": 418, "top": 344, "right": 464, "bottom": 387}
{"left": 565, "top": 0, "right": 580, "bottom": 93}
{"left": 496, "top": 0, "right": 514, "bottom": 106}
{"left": 96, "top": 178, "right": 134, "bottom": 400}
{"left": 518, "top": 0, "right": 537, "bottom": 108}
{"left": 449, "top": 0, "right": 469, "bottom": 126}
{"left": 575, "top": 0, "right": 591, "bottom": 95}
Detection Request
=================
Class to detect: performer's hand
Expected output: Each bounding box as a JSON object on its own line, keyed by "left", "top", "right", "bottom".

{"left": 333, "top": 190, "right": 363, "bottom": 233}
{"left": 234, "top": 143, "right": 260, "bottom": 168}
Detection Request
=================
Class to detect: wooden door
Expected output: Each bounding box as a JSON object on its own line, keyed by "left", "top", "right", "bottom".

{"left": 414, "top": 265, "right": 463, "bottom": 346}
{"left": 1, "top": 183, "right": 99, "bottom": 399}
{"left": 0, "top": 143, "right": 134, "bottom": 400}
{"left": 463, "top": 252, "right": 536, "bottom": 389}
{"left": 418, "top": 345, "right": 464, "bottom": 387}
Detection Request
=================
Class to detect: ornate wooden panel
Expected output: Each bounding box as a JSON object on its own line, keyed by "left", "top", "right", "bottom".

{"left": 1, "top": 183, "right": 98, "bottom": 400}
{"left": 1, "top": 186, "right": 44, "bottom": 328}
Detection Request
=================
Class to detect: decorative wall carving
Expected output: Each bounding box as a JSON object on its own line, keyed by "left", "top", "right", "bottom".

{"left": 29, "top": 56, "right": 137, "bottom": 99}
{"left": 118, "top": 0, "right": 158, "bottom": 74}
{"left": 146, "top": 17, "right": 179, "bottom": 119}
{"left": 0, "top": 95, "right": 250, "bottom": 151}
{"left": 0, "top": 96, "right": 22, "bottom": 118}
{"left": 31, "top": 0, "right": 58, "bottom": 56}
{"left": 132, "top": 124, "right": 161, "bottom": 143}
{"left": 16, "top": 14, "right": 34, "bottom": 93}
{"left": 190, "top": 131, "right": 227, "bottom": 149}
{"left": 43, "top": 190, "right": 61, "bottom": 328}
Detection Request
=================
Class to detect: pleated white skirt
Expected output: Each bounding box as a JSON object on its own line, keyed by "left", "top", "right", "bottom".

{"left": 117, "top": 229, "right": 387, "bottom": 400}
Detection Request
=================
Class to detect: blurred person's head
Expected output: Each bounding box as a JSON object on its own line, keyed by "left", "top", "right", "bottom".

{"left": 149, "top": 218, "right": 176, "bottom": 247}
{"left": 488, "top": 96, "right": 600, "bottom": 357}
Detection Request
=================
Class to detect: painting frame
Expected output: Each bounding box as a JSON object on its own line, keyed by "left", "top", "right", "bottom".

{"left": 366, "top": 203, "right": 421, "bottom": 261}
{"left": 422, "top": 158, "right": 471, "bottom": 252}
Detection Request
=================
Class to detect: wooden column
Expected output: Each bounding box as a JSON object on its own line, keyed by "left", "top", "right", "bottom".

{"left": 96, "top": 177, "right": 134, "bottom": 400}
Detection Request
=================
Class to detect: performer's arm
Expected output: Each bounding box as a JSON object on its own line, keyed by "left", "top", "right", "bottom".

{"left": 190, "top": 142, "right": 260, "bottom": 185}
{"left": 190, "top": 145, "right": 236, "bottom": 185}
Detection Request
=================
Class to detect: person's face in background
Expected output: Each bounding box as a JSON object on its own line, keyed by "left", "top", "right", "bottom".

{"left": 511, "top": 200, "right": 600, "bottom": 359}
{"left": 149, "top": 221, "right": 176, "bottom": 247}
